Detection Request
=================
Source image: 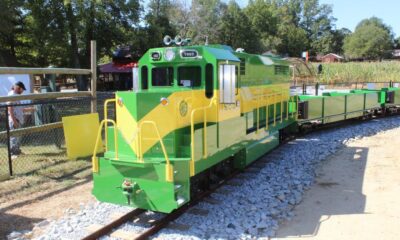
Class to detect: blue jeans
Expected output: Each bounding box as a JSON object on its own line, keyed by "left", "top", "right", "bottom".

{"left": 8, "top": 120, "right": 21, "bottom": 154}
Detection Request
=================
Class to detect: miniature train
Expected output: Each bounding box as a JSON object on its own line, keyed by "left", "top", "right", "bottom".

{"left": 91, "top": 38, "right": 400, "bottom": 213}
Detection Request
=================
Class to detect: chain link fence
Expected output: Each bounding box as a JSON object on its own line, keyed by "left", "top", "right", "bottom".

{"left": 0, "top": 92, "right": 114, "bottom": 180}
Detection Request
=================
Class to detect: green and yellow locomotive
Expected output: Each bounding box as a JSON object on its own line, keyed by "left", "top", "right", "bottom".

{"left": 92, "top": 37, "right": 298, "bottom": 213}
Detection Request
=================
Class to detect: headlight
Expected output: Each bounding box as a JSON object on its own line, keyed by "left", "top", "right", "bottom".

{"left": 160, "top": 97, "right": 169, "bottom": 106}
{"left": 164, "top": 49, "right": 175, "bottom": 61}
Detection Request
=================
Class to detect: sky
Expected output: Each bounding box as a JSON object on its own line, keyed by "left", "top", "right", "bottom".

{"left": 235, "top": 0, "right": 399, "bottom": 37}
{"left": 144, "top": 0, "right": 399, "bottom": 37}
{"left": 319, "top": 0, "right": 399, "bottom": 37}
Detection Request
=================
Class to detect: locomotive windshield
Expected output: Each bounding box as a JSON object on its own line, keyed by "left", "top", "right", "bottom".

{"left": 152, "top": 67, "right": 173, "bottom": 86}
{"left": 178, "top": 66, "right": 201, "bottom": 87}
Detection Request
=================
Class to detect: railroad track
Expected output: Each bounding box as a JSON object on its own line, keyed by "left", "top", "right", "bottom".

{"left": 82, "top": 111, "right": 400, "bottom": 240}
{"left": 81, "top": 169, "right": 241, "bottom": 240}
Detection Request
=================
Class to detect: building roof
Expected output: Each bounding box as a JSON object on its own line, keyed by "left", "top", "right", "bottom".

{"left": 322, "top": 53, "right": 344, "bottom": 59}
{"left": 99, "top": 62, "right": 137, "bottom": 73}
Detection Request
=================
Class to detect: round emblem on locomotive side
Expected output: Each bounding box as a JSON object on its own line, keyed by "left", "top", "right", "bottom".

{"left": 179, "top": 101, "right": 188, "bottom": 117}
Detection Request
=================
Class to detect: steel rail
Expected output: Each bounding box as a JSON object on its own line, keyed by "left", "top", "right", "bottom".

{"left": 80, "top": 167, "right": 242, "bottom": 240}
{"left": 134, "top": 168, "right": 240, "bottom": 240}
{"left": 81, "top": 208, "right": 146, "bottom": 240}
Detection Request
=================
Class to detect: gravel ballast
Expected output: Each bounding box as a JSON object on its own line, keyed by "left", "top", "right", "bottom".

{"left": 13, "top": 116, "right": 400, "bottom": 240}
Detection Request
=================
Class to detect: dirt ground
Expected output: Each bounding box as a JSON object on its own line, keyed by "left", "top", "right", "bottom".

{"left": 274, "top": 127, "right": 400, "bottom": 240}
{"left": 0, "top": 178, "right": 95, "bottom": 239}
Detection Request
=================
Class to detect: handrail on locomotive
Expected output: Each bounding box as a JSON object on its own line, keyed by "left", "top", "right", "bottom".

{"left": 92, "top": 119, "right": 118, "bottom": 173}
{"left": 189, "top": 98, "right": 217, "bottom": 176}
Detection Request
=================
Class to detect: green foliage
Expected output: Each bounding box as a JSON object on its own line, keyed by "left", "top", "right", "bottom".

{"left": 0, "top": 0, "right": 398, "bottom": 67}
{"left": 343, "top": 17, "right": 394, "bottom": 60}
{"left": 244, "top": 0, "right": 279, "bottom": 52}
{"left": 0, "top": 0, "right": 26, "bottom": 66}
{"left": 145, "top": 0, "right": 176, "bottom": 48}
{"left": 394, "top": 37, "right": 400, "bottom": 49}
{"left": 0, "top": 0, "right": 142, "bottom": 67}
{"left": 315, "top": 61, "right": 400, "bottom": 83}
{"left": 242, "top": 0, "right": 337, "bottom": 56}
{"left": 189, "top": 0, "right": 226, "bottom": 44}
{"left": 217, "top": 1, "right": 259, "bottom": 53}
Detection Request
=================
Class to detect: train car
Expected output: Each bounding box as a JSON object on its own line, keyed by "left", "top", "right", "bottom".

{"left": 297, "top": 87, "right": 400, "bottom": 125}
{"left": 92, "top": 39, "right": 298, "bottom": 213}
{"left": 297, "top": 90, "right": 382, "bottom": 124}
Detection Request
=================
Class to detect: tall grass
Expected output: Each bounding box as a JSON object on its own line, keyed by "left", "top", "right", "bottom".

{"left": 315, "top": 61, "right": 400, "bottom": 83}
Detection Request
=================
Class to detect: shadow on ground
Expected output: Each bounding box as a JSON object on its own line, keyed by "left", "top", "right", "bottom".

{"left": 0, "top": 212, "right": 44, "bottom": 238}
{"left": 275, "top": 146, "right": 369, "bottom": 238}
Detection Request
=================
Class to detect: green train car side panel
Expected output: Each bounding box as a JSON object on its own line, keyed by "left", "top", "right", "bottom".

{"left": 383, "top": 88, "right": 400, "bottom": 105}
{"left": 300, "top": 96, "right": 323, "bottom": 121}
{"left": 323, "top": 96, "right": 345, "bottom": 123}
{"left": 351, "top": 90, "right": 386, "bottom": 105}
{"left": 299, "top": 90, "right": 383, "bottom": 124}
{"left": 193, "top": 115, "right": 296, "bottom": 174}
{"left": 218, "top": 117, "right": 246, "bottom": 150}
{"left": 346, "top": 94, "right": 365, "bottom": 119}
{"left": 244, "top": 132, "right": 279, "bottom": 165}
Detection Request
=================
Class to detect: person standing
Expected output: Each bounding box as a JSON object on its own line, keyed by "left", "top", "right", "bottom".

{"left": 317, "top": 64, "right": 323, "bottom": 74}
{"left": 7, "top": 81, "right": 26, "bottom": 158}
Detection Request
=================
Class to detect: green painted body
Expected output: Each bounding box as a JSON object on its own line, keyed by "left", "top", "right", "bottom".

{"left": 298, "top": 88, "right": 400, "bottom": 124}
{"left": 382, "top": 87, "right": 400, "bottom": 105}
{"left": 92, "top": 44, "right": 296, "bottom": 213}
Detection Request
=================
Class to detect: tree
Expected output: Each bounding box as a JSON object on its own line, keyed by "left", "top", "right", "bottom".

{"left": 25, "top": 0, "right": 70, "bottom": 67}
{"left": 274, "top": 1, "right": 309, "bottom": 57}
{"left": 300, "top": 0, "right": 336, "bottom": 55}
{"left": 310, "top": 28, "right": 351, "bottom": 55}
{"left": 276, "top": 24, "right": 308, "bottom": 57}
{"left": 343, "top": 17, "right": 394, "bottom": 60}
{"left": 244, "top": 0, "right": 279, "bottom": 53}
{"left": 168, "top": 0, "right": 192, "bottom": 38}
{"left": 145, "top": 0, "right": 176, "bottom": 48}
{"left": 330, "top": 28, "right": 351, "bottom": 54}
{"left": 0, "top": 0, "right": 26, "bottom": 66}
{"left": 190, "top": 0, "right": 226, "bottom": 45}
{"left": 243, "top": 0, "right": 337, "bottom": 56}
{"left": 394, "top": 36, "right": 400, "bottom": 49}
{"left": 217, "top": 1, "right": 259, "bottom": 53}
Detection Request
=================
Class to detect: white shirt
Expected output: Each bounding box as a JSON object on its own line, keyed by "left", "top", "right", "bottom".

{"left": 7, "top": 91, "right": 25, "bottom": 125}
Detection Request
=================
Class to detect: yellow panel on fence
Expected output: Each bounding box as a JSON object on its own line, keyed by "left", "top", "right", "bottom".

{"left": 62, "top": 113, "right": 103, "bottom": 160}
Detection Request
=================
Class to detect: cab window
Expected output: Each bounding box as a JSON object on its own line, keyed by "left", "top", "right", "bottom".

{"left": 152, "top": 67, "right": 173, "bottom": 86}
{"left": 141, "top": 66, "right": 148, "bottom": 90}
{"left": 178, "top": 66, "right": 201, "bottom": 87}
{"left": 219, "top": 64, "right": 236, "bottom": 104}
{"left": 205, "top": 64, "right": 213, "bottom": 98}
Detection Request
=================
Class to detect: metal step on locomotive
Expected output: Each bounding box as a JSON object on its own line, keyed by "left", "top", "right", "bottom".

{"left": 91, "top": 35, "right": 400, "bottom": 213}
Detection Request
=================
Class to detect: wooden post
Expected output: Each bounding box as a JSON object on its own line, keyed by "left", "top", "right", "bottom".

{"left": 91, "top": 40, "right": 97, "bottom": 113}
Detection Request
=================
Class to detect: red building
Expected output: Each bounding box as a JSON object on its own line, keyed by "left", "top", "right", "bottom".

{"left": 98, "top": 62, "right": 137, "bottom": 91}
{"left": 321, "top": 53, "right": 344, "bottom": 63}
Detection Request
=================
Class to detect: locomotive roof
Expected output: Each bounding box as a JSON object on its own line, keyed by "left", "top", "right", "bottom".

{"left": 203, "top": 45, "right": 240, "bottom": 62}
{"left": 141, "top": 44, "right": 288, "bottom": 66}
